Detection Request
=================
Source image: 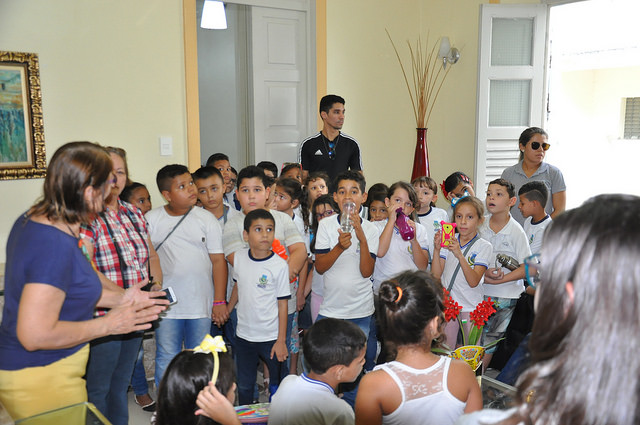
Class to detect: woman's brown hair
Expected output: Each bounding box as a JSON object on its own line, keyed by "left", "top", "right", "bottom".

{"left": 28, "top": 141, "right": 113, "bottom": 225}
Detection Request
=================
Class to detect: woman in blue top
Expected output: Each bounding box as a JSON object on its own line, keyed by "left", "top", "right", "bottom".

{"left": 0, "top": 141, "right": 166, "bottom": 421}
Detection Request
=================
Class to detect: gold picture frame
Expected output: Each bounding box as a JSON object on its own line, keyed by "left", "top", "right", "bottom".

{"left": 0, "top": 51, "right": 47, "bottom": 180}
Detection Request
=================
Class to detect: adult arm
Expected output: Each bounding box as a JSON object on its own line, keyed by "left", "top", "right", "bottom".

{"left": 551, "top": 190, "right": 566, "bottom": 219}
{"left": 16, "top": 283, "right": 163, "bottom": 351}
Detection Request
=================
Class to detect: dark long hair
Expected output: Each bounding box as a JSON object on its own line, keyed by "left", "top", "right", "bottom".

{"left": 276, "top": 177, "right": 309, "bottom": 231}
{"left": 377, "top": 271, "right": 445, "bottom": 358}
{"left": 310, "top": 194, "right": 339, "bottom": 253}
{"left": 156, "top": 350, "right": 235, "bottom": 425}
{"left": 501, "top": 194, "right": 640, "bottom": 425}
{"left": 28, "top": 141, "right": 113, "bottom": 225}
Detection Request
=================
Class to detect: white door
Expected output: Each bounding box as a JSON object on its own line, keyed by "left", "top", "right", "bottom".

{"left": 250, "top": 6, "right": 310, "bottom": 168}
{"left": 475, "top": 4, "right": 548, "bottom": 194}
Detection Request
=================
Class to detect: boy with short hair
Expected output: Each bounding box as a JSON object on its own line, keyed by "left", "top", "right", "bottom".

{"left": 193, "top": 166, "right": 241, "bottom": 340}
{"left": 222, "top": 166, "right": 308, "bottom": 377}
{"left": 146, "top": 164, "right": 228, "bottom": 388}
{"left": 411, "top": 176, "right": 448, "bottom": 226}
{"left": 479, "top": 178, "right": 531, "bottom": 368}
{"left": 314, "top": 171, "right": 379, "bottom": 408}
{"left": 268, "top": 318, "right": 366, "bottom": 425}
{"left": 234, "top": 209, "right": 290, "bottom": 405}
{"left": 257, "top": 160, "right": 279, "bottom": 179}
{"left": 206, "top": 153, "right": 239, "bottom": 210}
{"left": 518, "top": 181, "right": 552, "bottom": 255}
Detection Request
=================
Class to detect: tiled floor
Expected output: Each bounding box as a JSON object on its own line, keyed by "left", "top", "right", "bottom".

{"left": 127, "top": 386, "right": 155, "bottom": 425}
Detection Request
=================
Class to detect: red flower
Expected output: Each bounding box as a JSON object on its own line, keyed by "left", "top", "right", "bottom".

{"left": 469, "top": 298, "right": 496, "bottom": 327}
{"left": 442, "top": 289, "right": 462, "bottom": 322}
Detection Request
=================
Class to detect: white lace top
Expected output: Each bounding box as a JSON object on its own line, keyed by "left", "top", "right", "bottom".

{"left": 375, "top": 356, "right": 466, "bottom": 425}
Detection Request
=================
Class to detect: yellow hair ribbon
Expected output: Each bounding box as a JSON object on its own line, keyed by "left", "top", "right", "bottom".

{"left": 193, "top": 334, "right": 227, "bottom": 384}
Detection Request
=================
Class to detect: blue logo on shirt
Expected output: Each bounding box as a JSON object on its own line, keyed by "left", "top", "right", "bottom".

{"left": 468, "top": 253, "right": 477, "bottom": 267}
{"left": 257, "top": 275, "right": 268, "bottom": 289}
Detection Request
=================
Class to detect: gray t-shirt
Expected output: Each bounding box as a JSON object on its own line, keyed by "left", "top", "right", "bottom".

{"left": 501, "top": 161, "right": 566, "bottom": 226}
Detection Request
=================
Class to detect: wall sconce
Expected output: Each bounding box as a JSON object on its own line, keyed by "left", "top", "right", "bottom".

{"left": 201, "top": 0, "right": 227, "bottom": 29}
{"left": 438, "top": 37, "right": 460, "bottom": 69}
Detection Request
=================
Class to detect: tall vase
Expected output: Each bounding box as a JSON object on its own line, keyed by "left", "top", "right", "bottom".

{"left": 411, "top": 128, "right": 429, "bottom": 181}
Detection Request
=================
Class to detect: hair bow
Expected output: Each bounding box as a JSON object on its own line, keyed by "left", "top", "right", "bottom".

{"left": 440, "top": 181, "right": 449, "bottom": 200}
{"left": 193, "top": 334, "right": 227, "bottom": 384}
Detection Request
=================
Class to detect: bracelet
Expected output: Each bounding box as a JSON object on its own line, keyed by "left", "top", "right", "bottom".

{"left": 213, "top": 300, "right": 227, "bottom": 306}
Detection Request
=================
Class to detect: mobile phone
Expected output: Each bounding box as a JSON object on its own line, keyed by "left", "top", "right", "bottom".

{"left": 161, "top": 287, "right": 177, "bottom": 305}
{"left": 440, "top": 221, "right": 457, "bottom": 247}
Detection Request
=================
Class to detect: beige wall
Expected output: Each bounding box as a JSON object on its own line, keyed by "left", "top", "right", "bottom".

{"left": 325, "top": 0, "right": 537, "bottom": 206}
{"left": 0, "top": 0, "right": 188, "bottom": 262}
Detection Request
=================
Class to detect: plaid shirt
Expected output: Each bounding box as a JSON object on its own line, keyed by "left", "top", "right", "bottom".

{"left": 81, "top": 200, "right": 150, "bottom": 316}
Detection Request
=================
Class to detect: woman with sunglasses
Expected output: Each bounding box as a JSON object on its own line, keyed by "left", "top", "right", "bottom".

{"left": 456, "top": 194, "right": 640, "bottom": 425}
{"left": 500, "top": 127, "right": 566, "bottom": 226}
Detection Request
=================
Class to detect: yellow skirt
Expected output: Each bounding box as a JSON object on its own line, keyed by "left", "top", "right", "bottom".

{"left": 0, "top": 344, "right": 89, "bottom": 421}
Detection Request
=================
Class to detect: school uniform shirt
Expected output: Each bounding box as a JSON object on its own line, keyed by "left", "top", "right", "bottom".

{"left": 479, "top": 216, "right": 532, "bottom": 299}
{"left": 372, "top": 219, "right": 431, "bottom": 294}
{"left": 315, "top": 215, "right": 380, "bottom": 319}
{"left": 417, "top": 206, "right": 449, "bottom": 228}
{"left": 233, "top": 249, "right": 291, "bottom": 342}
{"left": 146, "top": 206, "right": 224, "bottom": 319}
{"left": 223, "top": 209, "right": 304, "bottom": 315}
{"left": 440, "top": 235, "right": 492, "bottom": 311}
{"left": 268, "top": 374, "right": 354, "bottom": 425}
{"left": 523, "top": 215, "right": 552, "bottom": 255}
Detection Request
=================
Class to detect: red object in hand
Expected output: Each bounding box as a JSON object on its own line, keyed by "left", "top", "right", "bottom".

{"left": 272, "top": 239, "right": 288, "bottom": 260}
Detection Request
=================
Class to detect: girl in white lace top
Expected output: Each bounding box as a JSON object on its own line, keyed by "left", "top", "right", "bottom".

{"left": 355, "top": 271, "right": 482, "bottom": 425}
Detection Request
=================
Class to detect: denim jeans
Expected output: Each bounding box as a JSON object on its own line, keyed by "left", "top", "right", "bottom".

{"left": 130, "top": 343, "right": 148, "bottom": 396}
{"left": 235, "top": 336, "right": 287, "bottom": 405}
{"left": 314, "top": 314, "right": 370, "bottom": 409}
{"left": 86, "top": 333, "right": 142, "bottom": 425}
{"left": 154, "top": 317, "right": 211, "bottom": 388}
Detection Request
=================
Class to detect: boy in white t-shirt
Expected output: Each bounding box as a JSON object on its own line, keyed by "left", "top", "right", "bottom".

{"left": 314, "top": 170, "right": 380, "bottom": 407}
{"left": 479, "top": 178, "right": 531, "bottom": 368}
{"left": 233, "top": 209, "right": 290, "bottom": 405}
{"left": 412, "top": 176, "right": 448, "bottom": 227}
{"left": 269, "top": 318, "right": 366, "bottom": 425}
{"left": 147, "top": 164, "right": 228, "bottom": 388}
{"left": 193, "top": 166, "right": 242, "bottom": 344}
{"left": 518, "top": 181, "right": 552, "bottom": 257}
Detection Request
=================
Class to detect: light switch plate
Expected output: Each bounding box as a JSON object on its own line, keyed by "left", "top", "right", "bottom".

{"left": 159, "top": 136, "right": 173, "bottom": 156}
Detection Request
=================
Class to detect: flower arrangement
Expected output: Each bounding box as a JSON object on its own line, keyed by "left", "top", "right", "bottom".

{"left": 441, "top": 289, "right": 499, "bottom": 371}
{"left": 442, "top": 288, "right": 497, "bottom": 347}
{"left": 385, "top": 30, "right": 454, "bottom": 129}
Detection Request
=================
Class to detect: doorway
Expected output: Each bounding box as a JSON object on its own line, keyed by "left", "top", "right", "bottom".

{"left": 192, "top": 0, "right": 317, "bottom": 171}
{"left": 546, "top": 0, "right": 640, "bottom": 208}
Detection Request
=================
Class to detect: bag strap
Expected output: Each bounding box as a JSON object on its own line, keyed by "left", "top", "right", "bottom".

{"left": 154, "top": 206, "right": 192, "bottom": 251}
{"left": 446, "top": 235, "right": 479, "bottom": 293}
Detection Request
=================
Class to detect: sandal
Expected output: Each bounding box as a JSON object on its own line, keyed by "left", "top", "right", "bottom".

{"left": 135, "top": 394, "right": 156, "bottom": 412}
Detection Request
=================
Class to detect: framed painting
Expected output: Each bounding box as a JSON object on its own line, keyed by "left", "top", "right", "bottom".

{"left": 0, "top": 51, "right": 46, "bottom": 180}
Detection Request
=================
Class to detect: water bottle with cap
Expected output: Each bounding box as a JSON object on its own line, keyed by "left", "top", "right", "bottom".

{"left": 395, "top": 208, "right": 415, "bottom": 241}
{"left": 340, "top": 201, "right": 355, "bottom": 233}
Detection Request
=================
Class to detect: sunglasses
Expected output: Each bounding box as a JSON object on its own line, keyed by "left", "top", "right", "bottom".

{"left": 530, "top": 141, "right": 550, "bottom": 151}
{"left": 327, "top": 141, "right": 336, "bottom": 160}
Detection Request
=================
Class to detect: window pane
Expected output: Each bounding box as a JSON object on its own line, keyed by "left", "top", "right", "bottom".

{"left": 491, "top": 18, "right": 534, "bottom": 66}
{"left": 624, "top": 97, "right": 640, "bottom": 139}
{"left": 489, "top": 80, "right": 531, "bottom": 126}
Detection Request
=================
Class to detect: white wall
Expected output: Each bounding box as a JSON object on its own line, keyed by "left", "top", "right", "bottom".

{"left": 0, "top": 0, "right": 188, "bottom": 263}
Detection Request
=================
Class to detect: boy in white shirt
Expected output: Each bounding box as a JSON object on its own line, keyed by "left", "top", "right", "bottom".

{"left": 147, "top": 164, "right": 228, "bottom": 388}
{"left": 518, "top": 181, "right": 552, "bottom": 256}
{"left": 234, "top": 209, "right": 290, "bottom": 405}
{"left": 269, "top": 318, "right": 366, "bottom": 425}
{"left": 315, "top": 170, "right": 380, "bottom": 407}
{"left": 479, "top": 178, "right": 531, "bottom": 369}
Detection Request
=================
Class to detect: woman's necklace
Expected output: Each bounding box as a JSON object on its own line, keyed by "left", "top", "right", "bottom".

{"left": 65, "top": 222, "right": 97, "bottom": 270}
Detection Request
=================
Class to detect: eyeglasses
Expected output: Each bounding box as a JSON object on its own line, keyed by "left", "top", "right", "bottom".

{"left": 315, "top": 209, "right": 335, "bottom": 219}
{"left": 530, "top": 142, "right": 550, "bottom": 151}
{"left": 524, "top": 254, "right": 541, "bottom": 289}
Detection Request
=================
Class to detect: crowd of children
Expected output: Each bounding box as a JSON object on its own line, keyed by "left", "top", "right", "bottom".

{"left": 118, "top": 149, "right": 553, "bottom": 425}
